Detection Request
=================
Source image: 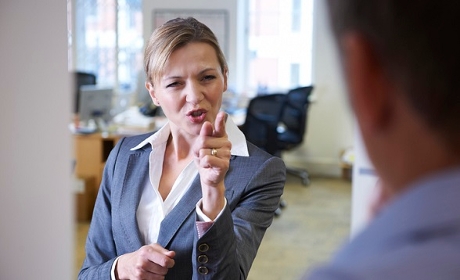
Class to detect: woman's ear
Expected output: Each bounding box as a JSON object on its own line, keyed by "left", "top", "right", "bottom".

{"left": 145, "top": 82, "right": 159, "bottom": 106}
{"left": 223, "top": 69, "right": 228, "bottom": 92}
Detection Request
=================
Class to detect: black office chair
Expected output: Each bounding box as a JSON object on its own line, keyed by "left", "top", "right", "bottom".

{"left": 72, "top": 71, "right": 97, "bottom": 114}
{"left": 276, "top": 86, "right": 313, "bottom": 185}
{"left": 241, "top": 86, "right": 314, "bottom": 186}
{"left": 241, "top": 93, "right": 287, "bottom": 154}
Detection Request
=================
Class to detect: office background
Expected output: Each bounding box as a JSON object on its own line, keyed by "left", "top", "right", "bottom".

{"left": 143, "top": 0, "right": 354, "bottom": 177}
{"left": 69, "top": 0, "right": 354, "bottom": 177}
{"left": 0, "top": 0, "right": 353, "bottom": 278}
{"left": 138, "top": 0, "right": 355, "bottom": 177}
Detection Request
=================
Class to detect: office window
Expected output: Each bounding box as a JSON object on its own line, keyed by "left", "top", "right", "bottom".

{"left": 70, "top": 0, "right": 143, "bottom": 93}
{"left": 292, "top": 0, "right": 302, "bottom": 32}
{"left": 247, "top": 0, "right": 313, "bottom": 93}
{"left": 290, "top": 63, "right": 300, "bottom": 87}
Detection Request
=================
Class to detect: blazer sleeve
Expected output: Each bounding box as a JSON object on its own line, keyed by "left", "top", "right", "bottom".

{"left": 192, "top": 149, "right": 286, "bottom": 279}
{"left": 78, "top": 138, "right": 124, "bottom": 280}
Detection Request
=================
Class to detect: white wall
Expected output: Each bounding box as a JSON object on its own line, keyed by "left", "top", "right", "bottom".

{"left": 350, "top": 130, "right": 378, "bottom": 236}
{"left": 0, "top": 1, "right": 73, "bottom": 279}
{"left": 283, "top": 0, "right": 355, "bottom": 177}
{"left": 306, "top": 1, "right": 377, "bottom": 238}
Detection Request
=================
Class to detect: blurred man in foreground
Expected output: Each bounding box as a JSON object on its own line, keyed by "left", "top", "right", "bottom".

{"left": 305, "top": 1, "right": 460, "bottom": 279}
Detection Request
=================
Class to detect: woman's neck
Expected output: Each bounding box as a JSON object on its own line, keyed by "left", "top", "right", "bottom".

{"left": 166, "top": 132, "right": 195, "bottom": 161}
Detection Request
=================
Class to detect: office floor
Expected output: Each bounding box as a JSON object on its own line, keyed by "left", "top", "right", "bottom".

{"left": 75, "top": 174, "right": 352, "bottom": 279}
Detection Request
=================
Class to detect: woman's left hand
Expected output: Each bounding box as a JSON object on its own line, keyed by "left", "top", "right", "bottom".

{"left": 193, "top": 111, "right": 232, "bottom": 218}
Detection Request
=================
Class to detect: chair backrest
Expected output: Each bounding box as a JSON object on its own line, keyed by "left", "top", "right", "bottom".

{"left": 278, "top": 86, "right": 314, "bottom": 148}
{"left": 241, "top": 86, "right": 313, "bottom": 155}
{"left": 73, "top": 71, "right": 97, "bottom": 114}
{"left": 240, "top": 93, "right": 287, "bottom": 154}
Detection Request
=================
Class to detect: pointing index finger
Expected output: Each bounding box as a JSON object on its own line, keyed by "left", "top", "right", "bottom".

{"left": 213, "top": 111, "right": 228, "bottom": 137}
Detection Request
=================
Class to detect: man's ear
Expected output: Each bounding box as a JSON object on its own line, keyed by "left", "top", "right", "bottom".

{"left": 145, "top": 82, "right": 159, "bottom": 106}
{"left": 341, "top": 33, "right": 393, "bottom": 133}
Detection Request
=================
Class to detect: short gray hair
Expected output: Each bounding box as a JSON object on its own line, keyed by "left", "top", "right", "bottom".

{"left": 327, "top": 0, "right": 460, "bottom": 151}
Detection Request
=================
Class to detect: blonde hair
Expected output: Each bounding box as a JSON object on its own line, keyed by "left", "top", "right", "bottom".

{"left": 144, "top": 17, "right": 228, "bottom": 87}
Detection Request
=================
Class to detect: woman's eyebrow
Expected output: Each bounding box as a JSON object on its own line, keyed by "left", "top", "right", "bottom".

{"left": 162, "top": 75, "right": 182, "bottom": 81}
{"left": 198, "top": 67, "right": 219, "bottom": 75}
{"left": 163, "top": 67, "right": 218, "bottom": 81}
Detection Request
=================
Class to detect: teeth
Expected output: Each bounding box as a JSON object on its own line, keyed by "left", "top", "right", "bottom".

{"left": 192, "top": 111, "right": 202, "bottom": 117}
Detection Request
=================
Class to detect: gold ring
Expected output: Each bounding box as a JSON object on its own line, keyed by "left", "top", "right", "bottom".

{"left": 211, "top": 148, "right": 217, "bottom": 157}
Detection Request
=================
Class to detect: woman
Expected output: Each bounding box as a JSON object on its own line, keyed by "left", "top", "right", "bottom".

{"left": 79, "top": 17, "right": 286, "bottom": 280}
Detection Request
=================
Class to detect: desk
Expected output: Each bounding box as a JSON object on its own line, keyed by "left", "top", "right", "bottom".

{"left": 73, "top": 133, "right": 122, "bottom": 221}
{"left": 73, "top": 133, "right": 121, "bottom": 189}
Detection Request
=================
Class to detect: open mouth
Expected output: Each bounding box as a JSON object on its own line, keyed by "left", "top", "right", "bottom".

{"left": 190, "top": 110, "right": 204, "bottom": 117}
{"left": 187, "top": 109, "right": 207, "bottom": 123}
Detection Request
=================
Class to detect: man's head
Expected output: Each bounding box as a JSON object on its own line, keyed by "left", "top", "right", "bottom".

{"left": 327, "top": 0, "right": 460, "bottom": 155}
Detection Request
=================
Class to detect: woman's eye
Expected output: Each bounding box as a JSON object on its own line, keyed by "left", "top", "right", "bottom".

{"left": 166, "top": 82, "right": 179, "bottom": 88}
{"left": 203, "top": 75, "right": 216, "bottom": 81}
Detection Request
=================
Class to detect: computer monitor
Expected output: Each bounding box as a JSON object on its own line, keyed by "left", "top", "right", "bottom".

{"left": 73, "top": 71, "right": 97, "bottom": 114}
{"left": 78, "top": 85, "right": 114, "bottom": 123}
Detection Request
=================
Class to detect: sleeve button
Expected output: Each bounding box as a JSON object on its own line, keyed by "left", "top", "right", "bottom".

{"left": 198, "top": 243, "right": 209, "bottom": 252}
{"left": 198, "top": 254, "right": 209, "bottom": 264}
{"left": 198, "top": 266, "right": 209, "bottom": 275}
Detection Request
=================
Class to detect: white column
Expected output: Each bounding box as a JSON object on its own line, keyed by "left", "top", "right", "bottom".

{"left": 0, "top": 1, "right": 73, "bottom": 279}
{"left": 350, "top": 128, "right": 378, "bottom": 237}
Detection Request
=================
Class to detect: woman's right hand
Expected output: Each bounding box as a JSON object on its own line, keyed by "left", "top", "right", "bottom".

{"left": 115, "top": 243, "right": 175, "bottom": 280}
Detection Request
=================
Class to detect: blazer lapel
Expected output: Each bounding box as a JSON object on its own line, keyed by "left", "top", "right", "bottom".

{"left": 157, "top": 175, "right": 203, "bottom": 248}
{"left": 118, "top": 148, "right": 150, "bottom": 250}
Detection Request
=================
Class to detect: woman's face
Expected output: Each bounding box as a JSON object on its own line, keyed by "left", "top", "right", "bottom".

{"left": 147, "top": 42, "right": 227, "bottom": 137}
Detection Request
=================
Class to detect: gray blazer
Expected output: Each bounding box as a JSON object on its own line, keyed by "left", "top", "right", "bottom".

{"left": 78, "top": 132, "right": 286, "bottom": 279}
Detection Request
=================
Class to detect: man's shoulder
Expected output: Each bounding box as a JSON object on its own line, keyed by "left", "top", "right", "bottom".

{"left": 308, "top": 194, "right": 460, "bottom": 280}
{"left": 307, "top": 237, "right": 460, "bottom": 279}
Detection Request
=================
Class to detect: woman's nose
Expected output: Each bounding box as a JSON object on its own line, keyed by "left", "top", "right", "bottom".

{"left": 185, "top": 81, "right": 204, "bottom": 104}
